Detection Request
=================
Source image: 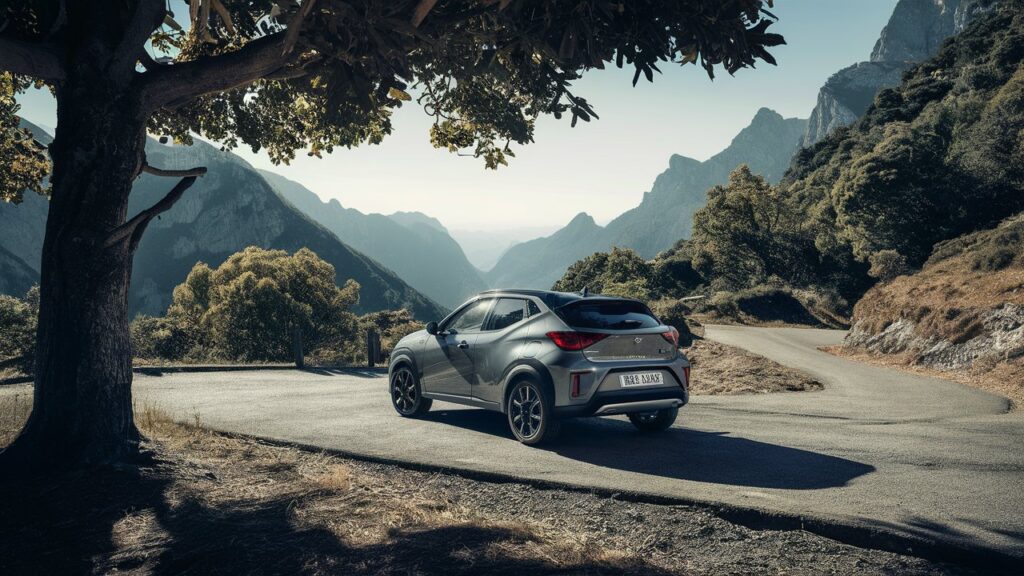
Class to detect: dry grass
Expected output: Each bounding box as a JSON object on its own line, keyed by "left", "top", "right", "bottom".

{"left": 0, "top": 402, "right": 675, "bottom": 575}
{"left": 686, "top": 339, "right": 822, "bottom": 395}
{"left": 825, "top": 345, "right": 1024, "bottom": 410}
{"left": 0, "top": 387, "right": 31, "bottom": 447}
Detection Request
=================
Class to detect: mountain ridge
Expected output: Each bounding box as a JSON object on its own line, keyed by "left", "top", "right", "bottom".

{"left": 0, "top": 123, "right": 446, "bottom": 320}
{"left": 486, "top": 107, "right": 807, "bottom": 289}
{"left": 257, "top": 170, "right": 486, "bottom": 308}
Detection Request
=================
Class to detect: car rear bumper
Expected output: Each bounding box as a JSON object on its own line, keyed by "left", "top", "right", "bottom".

{"left": 553, "top": 385, "right": 688, "bottom": 418}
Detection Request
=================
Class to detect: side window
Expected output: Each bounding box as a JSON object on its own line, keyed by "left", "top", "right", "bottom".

{"left": 448, "top": 299, "right": 492, "bottom": 333}
{"left": 528, "top": 301, "right": 542, "bottom": 317}
{"left": 485, "top": 298, "right": 528, "bottom": 331}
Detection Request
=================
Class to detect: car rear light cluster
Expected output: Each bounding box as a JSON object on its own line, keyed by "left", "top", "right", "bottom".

{"left": 661, "top": 326, "right": 680, "bottom": 348}
{"left": 546, "top": 331, "right": 608, "bottom": 351}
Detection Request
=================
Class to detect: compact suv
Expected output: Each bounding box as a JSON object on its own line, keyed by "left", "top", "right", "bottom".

{"left": 388, "top": 290, "right": 690, "bottom": 445}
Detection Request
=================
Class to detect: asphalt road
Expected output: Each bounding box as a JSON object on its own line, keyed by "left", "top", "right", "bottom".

{"left": 118, "top": 326, "right": 1023, "bottom": 562}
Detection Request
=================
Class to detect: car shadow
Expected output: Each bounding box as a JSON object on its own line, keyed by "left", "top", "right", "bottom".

{"left": 421, "top": 408, "right": 874, "bottom": 490}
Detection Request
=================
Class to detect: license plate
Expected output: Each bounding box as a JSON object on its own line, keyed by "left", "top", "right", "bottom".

{"left": 619, "top": 372, "right": 664, "bottom": 387}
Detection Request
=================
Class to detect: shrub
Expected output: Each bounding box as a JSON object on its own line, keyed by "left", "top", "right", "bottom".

{"left": 649, "top": 299, "right": 696, "bottom": 346}
{"left": 868, "top": 250, "right": 911, "bottom": 281}
{"left": 0, "top": 286, "right": 37, "bottom": 375}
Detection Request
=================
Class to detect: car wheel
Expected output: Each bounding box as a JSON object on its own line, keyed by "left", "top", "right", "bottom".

{"left": 507, "top": 379, "right": 560, "bottom": 445}
{"left": 390, "top": 366, "right": 432, "bottom": 417}
{"left": 628, "top": 407, "right": 678, "bottom": 432}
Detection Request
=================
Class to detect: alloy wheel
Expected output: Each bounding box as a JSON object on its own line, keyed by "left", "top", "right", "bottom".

{"left": 510, "top": 383, "right": 544, "bottom": 440}
{"left": 391, "top": 368, "right": 418, "bottom": 414}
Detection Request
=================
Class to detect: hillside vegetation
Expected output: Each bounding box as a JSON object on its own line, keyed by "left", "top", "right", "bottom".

{"left": 556, "top": 2, "right": 1024, "bottom": 334}
{"left": 845, "top": 214, "right": 1024, "bottom": 405}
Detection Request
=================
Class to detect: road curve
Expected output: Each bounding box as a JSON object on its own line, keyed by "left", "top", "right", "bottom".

{"left": 123, "top": 326, "right": 1023, "bottom": 563}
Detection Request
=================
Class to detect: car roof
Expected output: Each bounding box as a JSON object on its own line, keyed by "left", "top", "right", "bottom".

{"left": 477, "top": 289, "right": 640, "bottom": 309}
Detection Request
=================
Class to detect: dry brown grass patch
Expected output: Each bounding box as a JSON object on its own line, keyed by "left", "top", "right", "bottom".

{"left": 686, "top": 339, "right": 822, "bottom": 395}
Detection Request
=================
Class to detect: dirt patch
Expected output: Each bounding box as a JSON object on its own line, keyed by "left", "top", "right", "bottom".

{"left": 825, "top": 345, "right": 1023, "bottom": 410}
{"left": 0, "top": 404, "right": 976, "bottom": 575}
{"left": 686, "top": 339, "right": 823, "bottom": 395}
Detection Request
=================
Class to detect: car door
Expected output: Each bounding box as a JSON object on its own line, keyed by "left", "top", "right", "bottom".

{"left": 471, "top": 297, "right": 531, "bottom": 405}
{"left": 418, "top": 298, "right": 493, "bottom": 398}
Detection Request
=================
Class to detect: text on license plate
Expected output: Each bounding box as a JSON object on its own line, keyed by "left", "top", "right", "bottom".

{"left": 619, "top": 372, "right": 664, "bottom": 387}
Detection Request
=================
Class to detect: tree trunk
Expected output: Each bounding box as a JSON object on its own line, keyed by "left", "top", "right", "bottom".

{"left": 1, "top": 59, "right": 148, "bottom": 471}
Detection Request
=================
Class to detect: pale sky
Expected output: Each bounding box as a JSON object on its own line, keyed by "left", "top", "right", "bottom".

{"left": 16, "top": 1, "right": 898, "bottom": 232}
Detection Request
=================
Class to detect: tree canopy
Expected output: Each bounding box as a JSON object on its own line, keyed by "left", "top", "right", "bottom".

{"left": 1, "top": 0, "right": 784, "bottom": 200}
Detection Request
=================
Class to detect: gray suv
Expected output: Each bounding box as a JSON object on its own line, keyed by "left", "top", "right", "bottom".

{"left": 388, "top": 290, "right": 690, "bottom": 445}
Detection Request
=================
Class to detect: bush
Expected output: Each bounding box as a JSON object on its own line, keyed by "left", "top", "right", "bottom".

{"left": 0, "top": 286, "right": 38, "bottom": 375}
{"left": 648, "top": 299, "right": 696, "bottom": 347}
{"left": 134, "top": 247, "right": 363, "bottom": 363}
{"left": 868, "top": 250, "right": 911, "bottom": 281}
{"left": 130, "top": 315, "right": 194, "bottom": 361}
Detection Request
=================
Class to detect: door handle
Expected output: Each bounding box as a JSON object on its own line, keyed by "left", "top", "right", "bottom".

{"left": 457, "top": 340, "right": 469, "bottom": 349}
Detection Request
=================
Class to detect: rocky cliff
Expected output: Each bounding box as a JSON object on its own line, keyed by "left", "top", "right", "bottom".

{"left": 802, "top": 0, "right": 994, "bottom": 146}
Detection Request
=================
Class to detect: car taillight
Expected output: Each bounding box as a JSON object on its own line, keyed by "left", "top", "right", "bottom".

{"left": 546, "top": 331, "right": 608, "bottom": 351}
{"left": 682, "top": 366, "right": 690, "bottom": 388}
{"left": 571, "top": 372, "right": 582, "bottom": 397}
{"left": 661, "top": 326, "right": 680, "bottom": 348}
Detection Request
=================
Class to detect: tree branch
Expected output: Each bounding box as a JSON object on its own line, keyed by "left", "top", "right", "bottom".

{"left": 141, "top": 1, "right": 320, "bottom": 110}
{"left": 110, "top": 0, "right": 166, "bottom": 79}
{"left": 411, "top": 0, "right": 439, "bottom": 27}
{"left": 141, "top": 30, "right": 291, "bottom": 110}
{"left": 0, "top": 36, "right": 65, "bottom": 81}
{"left": 105, "top": 175, "right": 201, "bottom": 250}
{"left": 142, "top": 163, "right": 208, "bottom": 178}
{"left": 282, "top": 0, "right": 317, "bottom": 56}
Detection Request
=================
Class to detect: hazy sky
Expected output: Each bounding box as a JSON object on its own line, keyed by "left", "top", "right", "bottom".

{"left": 16, "top": 0, "right": 898, "bottom": 232}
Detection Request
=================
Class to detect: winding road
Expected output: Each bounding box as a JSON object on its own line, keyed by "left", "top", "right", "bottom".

{"left": 81, "top": 327, "right": 1024, "bottom": 563}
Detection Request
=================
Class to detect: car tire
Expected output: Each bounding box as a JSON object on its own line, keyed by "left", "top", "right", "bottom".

{"left": 390, "top": 365, "right": 432, "bottom": 417}
{"left": 628, "top": 407, "right": 678, "bottom": 432}
{"left": 507, "top": 379, "right": 560, "bottom": 445}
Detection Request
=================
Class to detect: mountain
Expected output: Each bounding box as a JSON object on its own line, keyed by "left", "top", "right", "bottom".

{"left": 0, "top": 245, "right": 36, "bottom": 298}
{"left": 802, "top": 0, "right": 995, "bottom": 146}
{"left": 450, "top": 226, "right": 562, "bottom": 272}
{"left": 258, "top": 170, "right": 486, "bottom": 308}
{"left": 486, "top": 213, "right": 605, "bottom": 290}
{"left": 485, "top": 108, "right": 807, "bottom": 289}
{"left": 0, "top": 125, "right": 445, "bottom": 320}
{"left": 599, "top": 108, "right": 807, "bottom": 258}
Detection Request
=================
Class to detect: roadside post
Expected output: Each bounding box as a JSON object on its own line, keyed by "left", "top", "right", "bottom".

{"left": 366, "top": 328, "right": 381, "bottom": 368}
{"left": 292, "top": 328, "right": 304, "bottom": 369}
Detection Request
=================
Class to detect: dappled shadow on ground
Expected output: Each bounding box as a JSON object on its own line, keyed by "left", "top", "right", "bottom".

{"left": 0, "top": 450, "right": 672, "bottom": 576}
{"left": 421, "top": 408, "right": 874, "bottom": 490}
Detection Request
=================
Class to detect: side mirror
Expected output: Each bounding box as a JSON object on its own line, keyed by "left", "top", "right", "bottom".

{"left": 425, "top": 321, "right": 439, "bottom": 335}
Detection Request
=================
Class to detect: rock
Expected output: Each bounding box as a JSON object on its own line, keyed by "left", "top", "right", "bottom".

{"left": 870, "top": 0, "right": 960, "bottom": 64}
{"left": 802, "top": 62, "right": 910, "bottom": 147}
{"left": 801, "top": 0, "right": 994, "bottom": 147}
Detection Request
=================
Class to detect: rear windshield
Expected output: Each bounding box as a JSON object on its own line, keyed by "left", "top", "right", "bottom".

{"left": 555, "top": 300, "right": 660, "bottom": 330}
